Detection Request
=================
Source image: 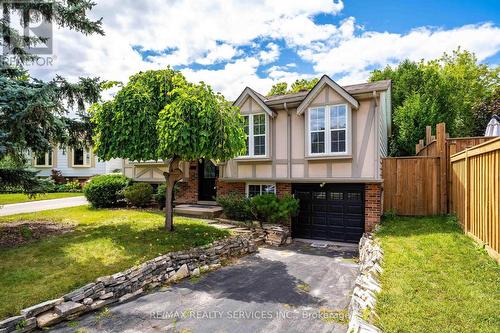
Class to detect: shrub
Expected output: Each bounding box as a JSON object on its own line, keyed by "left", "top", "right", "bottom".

{"left": 124, "top": 182, "right": 153, "bottom": 207}
{"left": 216, "top": 192, "right": 253, "bottom": 221}
{"left": 155, "top": 184, "right": 179, "bottom": 209}
{"left": 35, "top": 177, "right": 56, "bottom": 193}
{"left": 250, "top": 193, "right": 299, "bottom": 226}
{"left": 56, "top": 180, "right": 82, "bottom": 192}
{"left": 83, "top": 174, "right": 130, "bottom": 208}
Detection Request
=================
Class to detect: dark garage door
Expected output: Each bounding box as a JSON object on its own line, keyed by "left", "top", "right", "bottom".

{"left": 292, "top": 183, "right": 365, "bottom": 243}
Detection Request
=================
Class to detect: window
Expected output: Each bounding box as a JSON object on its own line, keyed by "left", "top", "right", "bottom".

{"left": 308, "top": 104, "right": 348, "bottom": 155}
{"left": 241, "top": 113, "right": 267, "bottom": 157}
{"left": 33, "top": 149, "right": 53, "bottom": 167}
{"left": 72, "top": 147, "right": 92, "bottom": 167}
{"left": 247, "top": 184, "right": 276, "bottom": 197}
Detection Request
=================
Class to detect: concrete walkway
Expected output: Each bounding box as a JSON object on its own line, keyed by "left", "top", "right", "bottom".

{"left": 0, "top": 196, "right": 88, "bottom": 216}
{"left": 51, "top": 242, "right": 358, "bottom": 333}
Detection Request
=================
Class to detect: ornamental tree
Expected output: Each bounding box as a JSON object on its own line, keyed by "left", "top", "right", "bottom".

{"left": 91, "top": 68, "right": 246, "bottom": 231}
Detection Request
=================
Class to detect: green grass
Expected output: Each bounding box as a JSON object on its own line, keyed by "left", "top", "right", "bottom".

{"left": 0, "top": 192, "right": 83, "bottom": 205}
{"left": 376, "top": 216, "right": 500, "bottom": 333}
{"left": 0, "top": 206, "right": 231, "bottom": 319}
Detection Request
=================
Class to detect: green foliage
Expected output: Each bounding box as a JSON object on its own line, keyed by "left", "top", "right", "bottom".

{"left": 155, "top": 184, "right": 179, "bottom": 209}
{"left": 216, "top": 193, "right": 253, "bottom": 221}
{"left": 471, "top": 87, "right": 500, "bottom": 135}
{"left": 370, "top": 49, "right": 499, "bottom": 156}
{"left": 56, "top": 180, "right": 82, "bottom": 193}
{"left": 250, "top": 193, "right": 299, "bottom": 225}
{"left": 83, "top": 174, "right": 130, "bottom": 208}
{"left": 267, "top": 78, "right": 319, "bottom": 96}
{"left": 124, "top": 182, "right": 153, "bottom": 207}
{"left": 0, "top": 168, "right": 43, "bottom": 194}
{"left": 92, "top": 68, "right": 246, "bottom": 163}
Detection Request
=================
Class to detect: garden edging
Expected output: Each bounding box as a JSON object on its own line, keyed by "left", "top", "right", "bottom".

{"left": 0, "top": 233, "right": 260, "bottom": 333}
{"left": 347, "top": 232, "right": 384, "bottom": 333}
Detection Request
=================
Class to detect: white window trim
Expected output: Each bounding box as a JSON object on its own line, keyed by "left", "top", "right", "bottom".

{"left": 33, "top": 150, "right": 53, "bottom": 168}
{"left": 246, "top": 183, "right": 276, "bottom": 197}
{"left": 307, "top": 103, "right": 351, "bottom": 157}
{"left": 71, "top": 146, "right": 92, "bottom": 168}
{"left": 239, "top": 113, "right": 268, "bottom": 158}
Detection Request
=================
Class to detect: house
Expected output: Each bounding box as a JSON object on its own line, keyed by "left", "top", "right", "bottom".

{"left": 125, "top": 75, "right": 391, "bottom": 243}
{"left": 31, "top": 145, "right": 123, "bottom": 182}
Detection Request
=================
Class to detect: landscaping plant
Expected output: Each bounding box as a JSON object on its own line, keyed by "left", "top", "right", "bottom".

{"left": 83, "top": 174, "right": 130, "bottom": 208}
{"left": 216, "top": 193, "right": 253, "bottom": 221}
{"left": 124, "top": 183, "right": 153, "bottom": 207}
{"left": 250, "top": 193, "right": 299, "bottom": 226}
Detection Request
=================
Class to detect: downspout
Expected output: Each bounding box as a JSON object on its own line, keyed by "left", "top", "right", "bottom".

{"left": 285, "top": 102, "right": 292, "bottom": 179}
{"left": 372, "top": 91, "right": 380, "bottom": 181}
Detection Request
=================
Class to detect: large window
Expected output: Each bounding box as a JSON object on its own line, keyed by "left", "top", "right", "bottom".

{"left": 242, "top": 113, "right": 267, "bottom": 157}
{"left": 247, "top": 183, "right": 276, "bottom": 197}
{"left": 33, "top": 149, "right": 53, "bottom": 167}
{"left": 72, "top": 147, "right": 92, "bottom": 167}
{"left": 308, "top": 104, "right": 348, "bottom": 155}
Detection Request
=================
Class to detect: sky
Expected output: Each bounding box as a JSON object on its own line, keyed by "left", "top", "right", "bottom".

{"left": 28, "top": 0, "right": 500, "bottom": 100}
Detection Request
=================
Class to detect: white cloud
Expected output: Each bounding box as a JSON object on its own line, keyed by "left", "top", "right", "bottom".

{"left": 259, "top": 42, "right": 280, "bottom": 65}
{"left": 196, "top": 43, "right": 240, "bottom": 65}
{"left": 300, "top": 22, "right": 500, "bottom": 82}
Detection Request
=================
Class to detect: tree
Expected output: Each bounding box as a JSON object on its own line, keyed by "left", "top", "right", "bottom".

{"left": 471, "top": 87, "right": 500, "bottom": 135}
{"left": 0, "top": 0, "right": 103, "bottom": 191}
{"left": 370, "top": 49, "right": 499, "bottom": 156}
{"left": 267, "top": 78, "right": 319, "bottom": 96}
{"left": 91, "top": 69, "right": 246, "bottom": 231}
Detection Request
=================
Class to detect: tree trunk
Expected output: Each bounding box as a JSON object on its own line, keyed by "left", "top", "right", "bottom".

{"left": 163, "top": 156, "right": 183, "bottom": 232}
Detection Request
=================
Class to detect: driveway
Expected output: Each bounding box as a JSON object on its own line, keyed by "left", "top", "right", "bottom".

{"left": 51, "top": 242, "right": 358, "bottom": 333}
{"left": 0, "top": 196, "right": 88, "bottom": 216}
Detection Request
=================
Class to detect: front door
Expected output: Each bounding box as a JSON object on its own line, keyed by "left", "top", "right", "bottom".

{"left": 198, "top": 159, "right": 218, "bottom": 201}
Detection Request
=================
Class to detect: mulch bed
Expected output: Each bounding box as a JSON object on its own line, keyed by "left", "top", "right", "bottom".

{"left": 0, "top": 221, "right": 75, "bottom": 248}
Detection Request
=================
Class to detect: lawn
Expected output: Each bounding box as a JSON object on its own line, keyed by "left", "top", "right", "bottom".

{"left": 0, "top": 192, "right": 83, "bottom": 205}
{"left": 0, "top": 206, "right": 231, "bottom": 319}
{"left": 376, "top": 216, "right": 500, "bottom": 333}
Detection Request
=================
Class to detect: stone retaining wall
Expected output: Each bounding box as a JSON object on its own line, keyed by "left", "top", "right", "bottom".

{"left": 347, "top": 233, "right": 384, "bottom": 333}
{"left": 0, "top": 235, "right": 258, "bottom": 333}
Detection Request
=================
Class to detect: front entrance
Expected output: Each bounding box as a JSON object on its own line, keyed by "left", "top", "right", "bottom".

{"left": 198, "top": 159, "right": 218, "bottom": 201}
{"left": 292, "top": 183, "right": 365, "bottom": 243}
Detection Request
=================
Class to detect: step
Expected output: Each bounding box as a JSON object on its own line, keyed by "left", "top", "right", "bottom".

{"left": 174, "top": 204, "right": 223, "bottom": 219}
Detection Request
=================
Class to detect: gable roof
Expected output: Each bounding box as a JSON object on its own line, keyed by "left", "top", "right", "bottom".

{"left": 296, "top": 75, "right": 359, "bottom": 115}
{"left": 233, "top": 87, "right": 275, "bottom": 117}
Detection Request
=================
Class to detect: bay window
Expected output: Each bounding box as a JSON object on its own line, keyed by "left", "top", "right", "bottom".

{"left": 308, "top": 104, "right": 349, "bottom": 155}
{"left": 242, "top": 113, "right": 267, "bottom": 157}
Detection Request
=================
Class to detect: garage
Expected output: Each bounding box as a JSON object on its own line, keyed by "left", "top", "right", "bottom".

{"left": 291, "top": 183, "right": 365, "bottom": 243}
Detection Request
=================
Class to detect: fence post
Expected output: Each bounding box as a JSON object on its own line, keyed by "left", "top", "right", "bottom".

{"left": 464, "top": 149, "right": 469, "bottom": 232}
{"left": 436, "top": 123, "right": 447, "bottom": 214}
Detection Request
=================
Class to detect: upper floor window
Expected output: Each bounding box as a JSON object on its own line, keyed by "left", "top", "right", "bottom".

{"left": 72, "top": 147, "right": 92, "bottom": 167}
{"left": 242, "top": 113, "right": 267, "bottom": 157}
{"left": 308, "top": 104, "right": 348, "bottom": 155}
{"left": 33, "top": 149, "right": 52, "bottom": 167}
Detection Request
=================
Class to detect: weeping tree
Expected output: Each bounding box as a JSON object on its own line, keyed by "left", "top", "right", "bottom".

{"left": 91, "top": 68, "right": 246, "bottom": 231}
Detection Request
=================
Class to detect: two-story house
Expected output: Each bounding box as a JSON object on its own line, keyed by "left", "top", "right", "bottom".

{"left": 124, "top": 75, "right": 391, "bottom": 243}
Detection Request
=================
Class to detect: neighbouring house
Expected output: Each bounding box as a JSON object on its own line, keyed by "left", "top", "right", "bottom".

{"left": 125, "top": 75, "right": 391, "bottom": 243}
{"left": 30, "top": 145, "right": 123, "bottom": 182}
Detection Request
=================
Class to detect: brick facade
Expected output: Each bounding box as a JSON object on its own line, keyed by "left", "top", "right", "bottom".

{"left": 216, "top": 179, "right": 245, "bottom": 197}
{"left": 276, "top": 183, "right": 292, "bottom": 198}
{"left": 175, "top": 161, "right": 198, "bottom": 204}
{"left": 364, "top": 183, "right": 382, "bottom": 232}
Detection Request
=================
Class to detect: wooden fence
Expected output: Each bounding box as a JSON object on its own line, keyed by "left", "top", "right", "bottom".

{"left": 382, "top": 122, "right": 495, "bottom": 216}
{"left": 450, "top": 137, "right": 500, "bottom": 262}
{"left": 382, "top": 157, "right": 441, "bottom": 215}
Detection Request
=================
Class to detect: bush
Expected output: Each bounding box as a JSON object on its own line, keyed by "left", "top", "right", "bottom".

{"left": 216, "top": 192, "right": 253, "bottom": 221}
{"left": 33, "top": 177, "right": 56, "bottom": 193}
{"left": 83, "top": 174, "right": 130, "bottom": 208}
{"left": 55, "top": 180, "right": 82, "bottom": 192}
{"left": 155, "top": 184, "right": 179, "bottom": 209}
{"left": 124, "top": 183, "right": 153, "bottom": 207}
{"left": 250, "top": 193, "right": 299, "bottom": 225}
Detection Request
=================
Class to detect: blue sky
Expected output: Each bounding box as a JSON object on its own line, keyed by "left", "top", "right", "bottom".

{"left": 33, "top": 0, "right": 500, "bottom": 99}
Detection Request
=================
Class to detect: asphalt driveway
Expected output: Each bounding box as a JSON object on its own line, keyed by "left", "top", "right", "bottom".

{"left": 0, "top": 196, "right": 88, "bottom": 216}
{"left": 51, "top": 242, "right": 358, "bottom": 333}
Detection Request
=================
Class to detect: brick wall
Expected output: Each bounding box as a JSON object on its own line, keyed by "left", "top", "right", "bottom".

{"left": 175, "top": 161, "right": 198, "bottom": 204}
{"left": 365, "top": 183, "right": 382, "bottom": 232}
{"left": 276, "top": 183, "right": 292, "bottom": 198}
{"left": 216, "top": 180, "right": 245, "bottom": 197}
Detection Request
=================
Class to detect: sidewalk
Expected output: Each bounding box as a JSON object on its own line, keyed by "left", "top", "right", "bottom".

{"left": 0, "top": 196, "right": 89, "bottom": 216}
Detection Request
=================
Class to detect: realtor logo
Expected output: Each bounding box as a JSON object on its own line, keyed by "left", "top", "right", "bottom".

{"left": 2, "top": 0, "right": 53, "bottom": 57}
